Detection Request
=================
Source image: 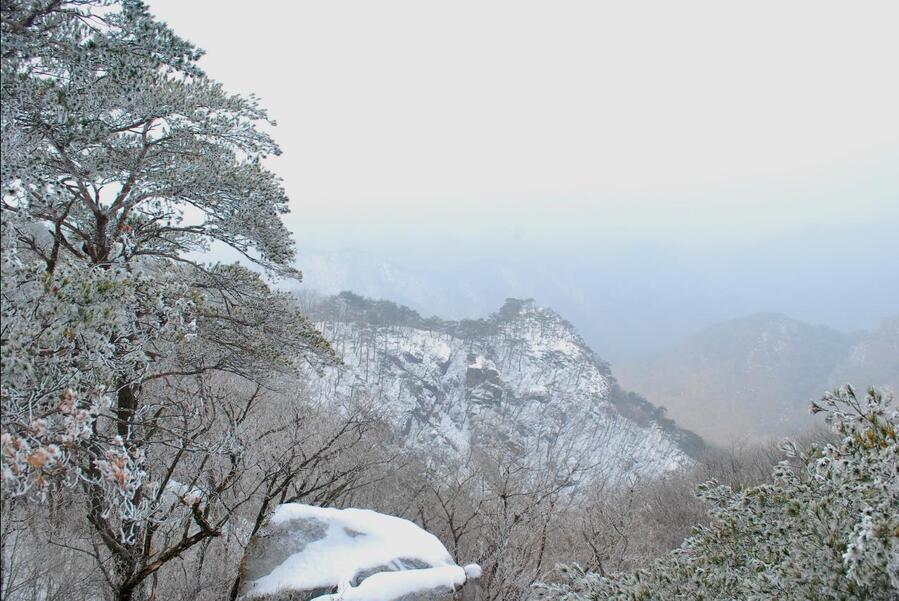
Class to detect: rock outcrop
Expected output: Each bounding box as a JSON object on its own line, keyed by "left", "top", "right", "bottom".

{"left": 239, "top": 504, "right": 480, "bottom": 601}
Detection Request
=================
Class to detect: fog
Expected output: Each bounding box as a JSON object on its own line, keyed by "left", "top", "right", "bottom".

{"left": 150, "top": 0, "right": 899, "bottom": 362}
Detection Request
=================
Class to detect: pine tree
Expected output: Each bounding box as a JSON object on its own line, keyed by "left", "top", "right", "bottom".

{"left": 1, "top": 3, "right": 334, "bottom": 599}
{"left": 536, "top": 385, "right": 899, "bottom": 600}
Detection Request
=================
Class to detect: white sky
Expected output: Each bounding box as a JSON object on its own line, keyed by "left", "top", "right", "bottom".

{"left": 148, "top": 0, "right": 898, "bottom": 357}
{"left": 149, "top": 0, "right": 897, "bottom": 208}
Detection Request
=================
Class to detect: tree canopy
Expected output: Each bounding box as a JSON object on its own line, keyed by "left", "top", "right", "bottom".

{"left": 1, "top": 3, "right": 335, "bottom": 598}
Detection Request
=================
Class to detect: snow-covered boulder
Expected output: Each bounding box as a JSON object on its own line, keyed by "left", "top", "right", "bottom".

{"left": 238, "top": 504, "right": 481, "bottom": 601}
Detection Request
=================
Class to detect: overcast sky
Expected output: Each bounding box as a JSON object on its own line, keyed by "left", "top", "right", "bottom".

{"left": 149, "top": 0, "right": 898, "bottom": 360}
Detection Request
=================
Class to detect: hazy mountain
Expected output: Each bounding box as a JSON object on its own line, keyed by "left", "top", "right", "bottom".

{"left": 300, "top": 293, "right": 704, "bottom": 481}
{"left": 294, "top": 252, "right": 466, "bottom": 317}
{"left": 290, "top": 244, "right": 899, "bottom": 367}
{"left": 830, "top": 315, "right": 899, "bottom": 393}
{"left": 617, "top": 313, "right": 899, "bottom": 446}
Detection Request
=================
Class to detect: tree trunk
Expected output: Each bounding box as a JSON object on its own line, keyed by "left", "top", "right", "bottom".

{"left": 117, "top": 384, "right": 138, "bottom": 440}
{"left": 114, "top": 568, "right": 149, "bottom": 601}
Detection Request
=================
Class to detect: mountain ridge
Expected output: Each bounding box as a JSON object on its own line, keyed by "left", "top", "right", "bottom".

{"left": 299, "top": 292, "right": 705, "bottom": 481}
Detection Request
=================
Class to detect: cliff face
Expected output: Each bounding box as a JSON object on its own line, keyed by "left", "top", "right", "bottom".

{"left": 304, "top": 293, "right": 701, "bottom": 481}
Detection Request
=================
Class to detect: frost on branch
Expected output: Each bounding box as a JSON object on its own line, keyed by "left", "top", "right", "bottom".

{"left": 537, "top": 385, "right": 899, "bottom": 600}
{"left": 1, "top": 221, "right": 196, "bottom": 497}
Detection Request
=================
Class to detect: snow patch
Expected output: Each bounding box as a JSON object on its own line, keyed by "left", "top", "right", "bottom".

{"left": 311, "top": 566, "right": 466, "bottom": 601}
{"left": 243, "top": 504, "right": 477, "bottom": 600}
{"left": 164, "top": 479, "right": 204, "bottom": 505}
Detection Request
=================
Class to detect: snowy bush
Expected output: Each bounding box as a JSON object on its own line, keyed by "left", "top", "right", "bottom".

{"left": 536, "top": 385, "right": 898, "bottom": 600}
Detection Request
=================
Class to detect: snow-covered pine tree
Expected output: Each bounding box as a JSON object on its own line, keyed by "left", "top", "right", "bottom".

{"left": 536, "top": 385, "right": 899, "bottom": 600}
{"left": 1, "top": 2, "right": 335, "bottom": 599}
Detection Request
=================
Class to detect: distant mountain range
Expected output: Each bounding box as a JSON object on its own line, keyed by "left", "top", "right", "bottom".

{"left": 290, "top": 250, "right": 899, "bottom": 369}
{"left": 617, "top": 313, "right": 899, "bottom": 446}
{"left": 300, "top": 293, "right": 704, "bottom": 482}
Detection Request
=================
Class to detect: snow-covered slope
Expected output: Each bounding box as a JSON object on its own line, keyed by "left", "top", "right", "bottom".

{"left": 303, "top": 294, "right": 702, "bottom": 481}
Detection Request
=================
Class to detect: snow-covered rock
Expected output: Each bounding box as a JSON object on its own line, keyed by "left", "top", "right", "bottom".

{"left": 238, "top": 504, "right": 479, "bottom": 601}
